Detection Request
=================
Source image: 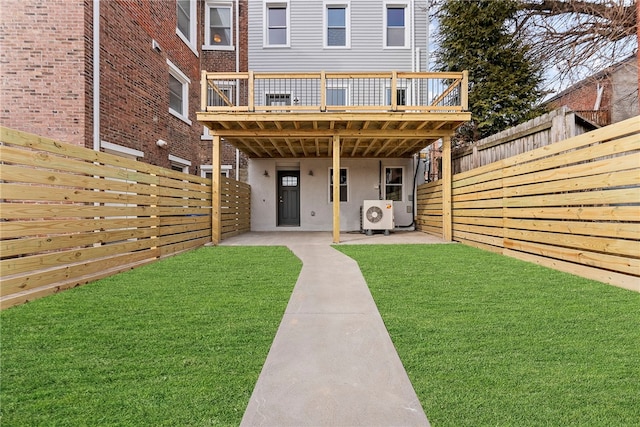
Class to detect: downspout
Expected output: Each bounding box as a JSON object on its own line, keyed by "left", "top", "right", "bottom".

{"left": 93, "top": 0, "right": 100, "bottom": 151}
{"left": 235, "top": 0, "right": 240, "bottom": 180}
{"left": 410, "top": 0, "right": 415, "bottom": 73}
{"left": 410, "top": 0, "right": 416, "bottom": 105}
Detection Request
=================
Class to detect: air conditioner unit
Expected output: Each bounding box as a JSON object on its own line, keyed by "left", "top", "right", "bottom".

{"left": 362, "top": 200, "right": 394, "bottom": 235}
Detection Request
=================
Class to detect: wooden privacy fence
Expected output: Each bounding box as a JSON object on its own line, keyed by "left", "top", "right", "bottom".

{"left": 417, "top": 117, "right": 640, "bottom": 291}
{"left": 0, "top": 127, "right": 250, "bottom": 308}
{"left": 219, "top": 176, "right": 251, "bottom": 239}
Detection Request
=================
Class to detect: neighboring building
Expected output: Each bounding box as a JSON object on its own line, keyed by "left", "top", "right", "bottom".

{"left": 547, "top": 54, "right": 639, "bottom": 126}
{"left": 198, "top": 0, "right": 470, "bottom": 235}
{"left": 200, "top": 0, "right": 249, "bottom": 181}
{"left": 0, "top": 0, "right": 246, "bottom": 178}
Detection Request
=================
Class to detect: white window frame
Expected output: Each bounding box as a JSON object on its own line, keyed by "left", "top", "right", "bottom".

{"left": 101, "top": 141, "right": 144, "bottom": 159}
{"left": 167, "top": 59, "right": 192, "bottom": 125}
{"left": 265, "top": 92, "right": 292, "bottom": 112}
{"left": 169, "top": 155, "right": 191, "bottom": 174}
{"left": 202, "top": 126, "right": 213, "bottom": 140}
{"left": 384, "top": 166, "right": 404, "bottom": 202}
{"left": 176, "top": 0, "right": 198, "bottom": 56}
{"left": 204, "top": 1, "right": 234, "bottom": 51}
{"left": 383, "top": 1, "right": 410, "bottom": 49}
{"left": 264, "top": 1, "right": 290, "bottom": 48}
{"left": 323, "top": 2, "right": 351, "bottom": 49}
{"left": 328, "top": 167, "right": 348, "bottom": 203}
{"left": 200, "top": 164, "right": 232, "bottom": 178}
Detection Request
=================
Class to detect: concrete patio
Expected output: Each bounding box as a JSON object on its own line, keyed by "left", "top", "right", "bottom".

{"left": 219, "top": 230, "right": 448, "bottom": 247}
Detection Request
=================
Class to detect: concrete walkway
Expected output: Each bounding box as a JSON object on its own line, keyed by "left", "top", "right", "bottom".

{"left": 224, "top": 232, "right": 433, "bottom": 426}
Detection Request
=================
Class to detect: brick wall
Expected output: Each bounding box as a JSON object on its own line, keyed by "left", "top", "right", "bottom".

{"left": 100, "top": 0, "right": 202, "bottom": 170}
{"left": 548, "top": 77, "right": 612, "bottom": 113}
{"left": 2, "top": 0, "right": 251, "bottom": 179}
{"left": 0, "top": 0, "right": 87, "bottom": 146}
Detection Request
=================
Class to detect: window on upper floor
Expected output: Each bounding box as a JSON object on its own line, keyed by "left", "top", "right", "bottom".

{"left": 177, "top": 0, "right": 198, "bottom": 54}
{"left": 324, "top": 3, "right": 350, "bottom": 48}
{"left": 384, "top": 2, "right": 409, "bottom": 48}
{"left": 265, "top": 2, "right": 289, "bottom": 47}
{"left": 168, "top": 59, "right": 192, "bottom": 125}
{"left": 205, "top": 2, "right": 233, "bottom": 50}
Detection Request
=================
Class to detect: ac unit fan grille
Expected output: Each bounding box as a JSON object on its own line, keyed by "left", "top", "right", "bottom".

{"left": 366, "top": 206, "right": 384, "bottom": 223}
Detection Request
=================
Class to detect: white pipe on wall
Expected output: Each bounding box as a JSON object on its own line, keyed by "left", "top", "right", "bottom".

{"left": 235, "top": 0, "right": 241, "bottom": 180}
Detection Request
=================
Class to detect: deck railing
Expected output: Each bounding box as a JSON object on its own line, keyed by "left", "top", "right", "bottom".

{"left": 201, "top": 71, "right": 468, "bottom": 113}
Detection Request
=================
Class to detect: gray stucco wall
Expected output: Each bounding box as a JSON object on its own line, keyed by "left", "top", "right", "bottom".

{"left": 249, "top": 157, "right": 417, "bottom": 231}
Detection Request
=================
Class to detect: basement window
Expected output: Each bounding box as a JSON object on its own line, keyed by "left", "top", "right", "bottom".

{"left": 169, "top": 155, "right": 191, "bottom": 174}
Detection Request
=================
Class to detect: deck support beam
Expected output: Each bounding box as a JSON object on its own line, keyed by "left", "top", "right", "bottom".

{"left": 212, "top": 135, "right": 222, "bottom": 245}
{"left": 442, "top": 135, "right": 452, "bottom": 241}
{"left": 332, "top": 135, "right": 341, "bottom": 243}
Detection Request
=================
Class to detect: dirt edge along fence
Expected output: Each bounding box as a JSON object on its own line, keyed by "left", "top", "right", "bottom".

{"left": 417, "top": 116, "right": 640, "bottom": 292}
{"left": 0, "top": 127, "right": 250, "bottom": 309}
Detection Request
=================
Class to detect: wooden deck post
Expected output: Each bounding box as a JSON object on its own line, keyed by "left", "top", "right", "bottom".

{"left": 332, "top": 135, "right": 341, "bottom": 243}
{"left": 212, "top": 134, "right": 222, "bottom": 245}
{"left": 442, "top": 135, "right": 452, "bottom": 241}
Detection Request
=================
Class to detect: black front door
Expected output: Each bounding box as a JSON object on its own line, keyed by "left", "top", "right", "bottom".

{"left": 277, "top": 171, "right": 300, "bottom": 226}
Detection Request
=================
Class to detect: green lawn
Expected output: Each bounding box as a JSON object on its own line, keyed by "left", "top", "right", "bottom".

{"left": 3, "top": 244, "right": 638, "bottom": 426}
{"left": 0, "top": 246, "right": 302, "bottom": 426}
{"left": 335, "top": 244, "right": 640, "bottom": 426}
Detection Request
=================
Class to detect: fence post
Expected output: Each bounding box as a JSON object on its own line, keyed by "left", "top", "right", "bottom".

{"left": 442, "top": 136, "right": 453, "bottom": 241}
{"left": 211, "top": 135, "right": 222, "bottom": 245}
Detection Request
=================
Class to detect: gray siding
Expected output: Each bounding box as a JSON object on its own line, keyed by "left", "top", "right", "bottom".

{"left": 249, "top": 0, "right": 429, "bottom": 72}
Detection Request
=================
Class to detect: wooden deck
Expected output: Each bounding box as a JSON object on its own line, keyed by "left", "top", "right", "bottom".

{"left": 197, "top": 70, "right": 470, "bottom": 244}
{"left": 197, "top": 71, "right": 471, "bottom": 159}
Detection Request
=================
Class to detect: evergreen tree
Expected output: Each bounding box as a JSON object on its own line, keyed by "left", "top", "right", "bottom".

{"left": 436, "top": 0, "right": 545, "bottom": 143}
